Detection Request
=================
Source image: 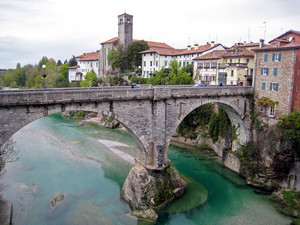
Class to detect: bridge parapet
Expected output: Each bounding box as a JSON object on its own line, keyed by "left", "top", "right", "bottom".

{"left": 0, "top": 86, "right": 254, "bottom": 106}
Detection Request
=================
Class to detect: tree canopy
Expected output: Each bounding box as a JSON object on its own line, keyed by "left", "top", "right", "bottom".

{"left": 0, "top": 56, "right": 72, "bottom": 89}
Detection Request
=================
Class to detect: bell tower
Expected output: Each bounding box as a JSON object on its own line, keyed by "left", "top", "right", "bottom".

{"left": 118, "top": 13, "right": 133, "bottom": 48}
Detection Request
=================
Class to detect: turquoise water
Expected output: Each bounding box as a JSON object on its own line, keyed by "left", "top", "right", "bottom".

{"left": 0, "top": 113, "right": 291, "bottom": 225}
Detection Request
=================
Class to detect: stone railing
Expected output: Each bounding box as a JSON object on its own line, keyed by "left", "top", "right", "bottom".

{"left": 0, "top": 86, "right": 254, "bottom": 106}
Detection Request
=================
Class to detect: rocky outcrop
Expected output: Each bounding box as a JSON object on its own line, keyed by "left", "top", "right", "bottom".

{"left": 131, "top": 209, "right": 158, "bottom": 222}
{"left": 121, "top": 162, "right": 186, "bottom": 215}
{"left": 0, "top": 197, "right": 13, "bottom": 225}
{"left": 50, "top": 193, "right": 66, "bottom": 208}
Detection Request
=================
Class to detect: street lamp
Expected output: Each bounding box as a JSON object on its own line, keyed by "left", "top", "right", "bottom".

{"left": 138, "top": 65, "right": 141, "bottom": 84}
{"left": 153, "top": 72, "right": 156, "bottom": 86}
{"left": 42, "top": 65, "right": 47, "bottom": 90}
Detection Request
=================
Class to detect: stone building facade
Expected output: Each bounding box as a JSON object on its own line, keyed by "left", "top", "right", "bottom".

{"left": 253, "top": 30, "right": 300, "bottom": 119}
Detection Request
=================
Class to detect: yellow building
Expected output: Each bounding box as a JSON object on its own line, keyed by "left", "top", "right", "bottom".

{"left": 222, "top": 47, "right": 255, "bottom": 86}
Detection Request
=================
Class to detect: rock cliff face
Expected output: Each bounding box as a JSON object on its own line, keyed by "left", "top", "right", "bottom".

{"left": 121, "top": 163, "right": 186, "bottom": 213}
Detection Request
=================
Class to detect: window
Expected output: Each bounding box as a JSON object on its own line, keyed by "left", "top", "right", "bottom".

{"left": 231, "top": 70, "right": 234, "bottom": 76}
{"left": 144, "top": 61, "right": 146, "bottom": 67}
{"left": 269, "top": 105, "right": 275, "bottom": 116}
{"left": 273, "top": 68, "right": 278, "bottom": 76}
{"left": 272, "top": 53, "right": 281, "bottom": 61}
{"left": 273, "top": 43, "right": 277, "bottom": 47}
{"left": 120, "top": 19, "right": 123, "bottom": 23}
{"left": 150, "top": 53, "right": 152, "bottom": 56}
{"left": 147, "top": 71, "right": 149, "bottom": 78}
{"left": 179, "top": 62, "right": 182, "bottom": 67}
{"left": 164, "top": 61, "right": 167, "bottom": 67}
{"left": 264, "top": 54, "right": 268, "bottom": 62}
{"left": 262, "top": 82, "right": 266, "bottom": 90}
{"left": 144, "top": 71, "right": 146, "bottom": 77}
{"left": 183, "top": 62, "right": 186, "bottom": 67}
{"left": 156, "top": 61, "right": 158, "bottom": 67}
{"left": 246, "top": 59, "right": 250, "bottom": 63}
{"left": 165, "top": 56, "right": 167, "bottom": 58}
{"left": 261, "top": 67, "right": 269, "bottom": 75}
{"left": 150, "top": 61, "right": 152, "bottom": 67}
{"left": 127, "top": 18, "right": 130, "bottom": 23}
{"left": 270, "top": 82, "right": 279, "bottom": 91}
{"left": 204, "top": 62, "right": 210, "bottom": 68}
{"left": 198, "top": 62, "right": 203, "bottom": 68}
{"left": 211, "top": 62, "right": 217, "bottom": 68}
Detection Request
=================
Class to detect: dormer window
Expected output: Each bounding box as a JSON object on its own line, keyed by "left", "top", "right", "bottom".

{"left": 273, "top": 43, "right": 277, "bottom": 47}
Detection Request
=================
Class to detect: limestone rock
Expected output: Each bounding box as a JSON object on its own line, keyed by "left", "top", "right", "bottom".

{"left": 0, "top": 197, "right": 13, "bottom": 225}
{"left": 132, "top": 209, "right": 158, "bottom": 222}
{"left": 50, "top": 193, "right": 66, "bottom": 208}
{"left": 121, "top": 162, "right": 186, "bottom": 211}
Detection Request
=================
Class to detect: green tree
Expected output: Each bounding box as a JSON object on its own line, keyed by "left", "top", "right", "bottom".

{"left": 127, "top": 40, "right": 149, "bottom": 68}
{"left": 38, "top": 56, "right": 48, "bottom": 69}
{"left": 80, "top": 70, "right": 98, "bottom": 87}
{"left": 69, "top": 55, "right": 77, "bottom": 67}
{"left": 107, "top": 44, "right": 129, "bottom": 73}
{"left": 56, "top": 63, "right": 70, "bottom": 87}
{"left": 278, "top": 111, "right": 300, "bottom": 156}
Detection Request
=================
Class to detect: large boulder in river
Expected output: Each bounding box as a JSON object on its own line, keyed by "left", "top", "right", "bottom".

{"left": 50, "top": 193, "right": 66, "bottom": 208}
{"left": 121, "top": 162, "right": 186, "bottom": 212}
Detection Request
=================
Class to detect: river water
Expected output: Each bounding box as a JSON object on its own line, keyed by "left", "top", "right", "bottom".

{"left": 0, "top": 113, "right": 291, "bottom": 225}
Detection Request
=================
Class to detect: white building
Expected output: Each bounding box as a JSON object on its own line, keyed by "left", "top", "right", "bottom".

{"left": 140, "top": 42, "right": 226, "bottom": 78}
{"left": 68, "top": 52, "right": 99, "bottom": 83}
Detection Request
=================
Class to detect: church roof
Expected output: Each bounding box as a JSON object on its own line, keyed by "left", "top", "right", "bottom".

{"left": 77, "top": 52, "right": 99, "bottom": 61}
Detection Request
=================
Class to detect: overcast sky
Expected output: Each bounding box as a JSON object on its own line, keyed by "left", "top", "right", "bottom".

{"left": 1, "top": 0, "right": 299, "bottom": 69}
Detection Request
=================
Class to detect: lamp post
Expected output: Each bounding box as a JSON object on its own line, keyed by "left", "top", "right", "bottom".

{"left": 244, "top": 68, "right": 248, "bottom": 86}
{"left": 42, "top": 65, "right": 47, "bottom": 90}
{"left": 138, "top": 65, "right": 141, "bottom": 84}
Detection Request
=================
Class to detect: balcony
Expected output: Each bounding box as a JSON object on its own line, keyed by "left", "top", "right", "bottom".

{"left": 225, "top": 63, "right": 248, "bottom": 68}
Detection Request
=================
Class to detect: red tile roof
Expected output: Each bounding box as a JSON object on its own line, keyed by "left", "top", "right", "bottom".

{"left": 194, "top": 50, "right": 227, "bottom": 60}
{"left": 140, "top": 43, "right": 224, "bottom": 56}
{"left": 101, "top": 37, "right": 119, "bottom": 44}
{"left": 252, "top": 42, "right": 300, "bottom": 52}
{"left": 69, "top": 65, "right": 80, "bottom": 69}
{"left": 78, "top": 52, "right": 99, "bottom": 61}
{"left": 268, "top": 30, "right": 300, "bottom": 43}
{"left": 101, "top": 37, "right": 175, "bottom": 50}
{"left": 222, "top": 48, "right": 254, "bottom": 58}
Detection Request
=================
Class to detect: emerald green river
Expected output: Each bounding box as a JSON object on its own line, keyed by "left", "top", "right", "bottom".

{"left": 0, "top": 113, "right": 291, "bottom": 224}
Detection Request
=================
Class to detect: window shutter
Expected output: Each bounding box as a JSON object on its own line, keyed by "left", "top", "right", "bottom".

{"left": 262, "top": 82, "right": 266, "bottom": 90}
{"left": 278, "top": 53, "right": 281, "bottom": 61}
{"left": 270, "top": 83, "right": 272, "bottom": 90}
{"left": 272, "top": 54, "right": 275, "bottom": 61}
{"left": 264, "top": 54, "right": 268, "bottom": 62}
{"left": 276, "top": 83, "right": 279, "bottom": 91}
{"left": 266, "top": 68, "right": 269, "bottom": 75}
{"left": 261, "top": 68, "right": 263, "bottom": 75}
{"left": 274, "top": 68, "right": 278, "bottom": 76}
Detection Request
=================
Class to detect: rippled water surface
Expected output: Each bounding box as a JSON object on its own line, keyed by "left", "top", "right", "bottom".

{"left": 0, "top": 114, "right": 291, "bottom": 224}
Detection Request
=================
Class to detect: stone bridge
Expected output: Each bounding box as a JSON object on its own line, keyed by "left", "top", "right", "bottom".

{"left": 0, "top": 86, "right": 254, "bottom": 171}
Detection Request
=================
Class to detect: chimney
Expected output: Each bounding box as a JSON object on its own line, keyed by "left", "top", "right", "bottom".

{"left": 259, "top": 39, "right": 264, "bottom": 48}
{"left": 194, "top": 43, "right": 199, "bottom": 50}
{"left": 187, "top": 45, "right": 191, "bottom": 51}
{"left": 211, "top": 41, "right": 215, "bottom": 47}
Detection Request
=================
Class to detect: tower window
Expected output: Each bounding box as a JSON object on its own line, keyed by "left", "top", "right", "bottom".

{"left": 127, "top": 18, "right": 130, "bottom": 23}
{"left": 120, "top": 19, "right": 123, "bottom": 23}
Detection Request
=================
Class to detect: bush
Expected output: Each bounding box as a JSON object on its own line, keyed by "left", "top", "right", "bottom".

{"left": 278, "top": 111, "right": 300, "bottom": 157}
{"left": 75, "top": 110, "right": 86, "bottom": 118}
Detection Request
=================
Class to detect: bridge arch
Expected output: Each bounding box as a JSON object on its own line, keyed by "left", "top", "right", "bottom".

{"left": 168, "top": 98, "right": 249, "bottom": 153}
{"left": 0, "top": 103, "right": 149, "bottom": 166}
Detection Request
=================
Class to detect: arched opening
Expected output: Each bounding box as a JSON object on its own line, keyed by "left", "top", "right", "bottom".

{"left": 0, "top": 110, "right": 148, "bottom": 224}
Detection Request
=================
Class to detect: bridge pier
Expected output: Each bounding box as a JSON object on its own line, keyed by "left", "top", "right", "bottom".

{"left": 121, "top": 161, "right": 186, "bottom": 212}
